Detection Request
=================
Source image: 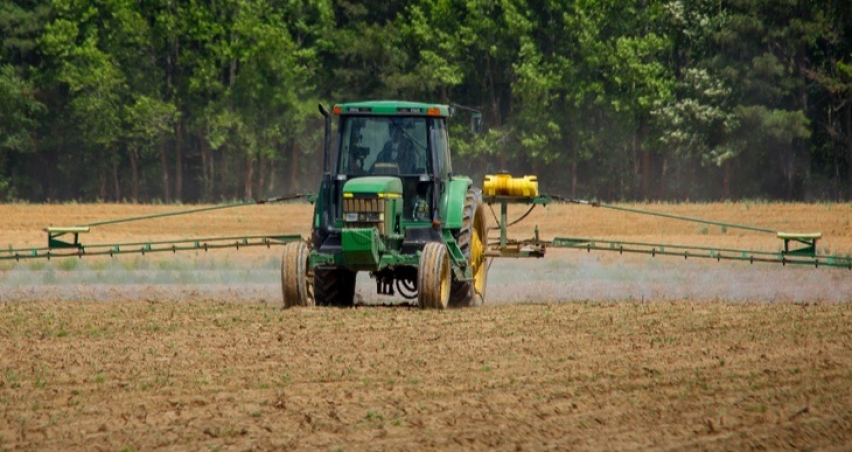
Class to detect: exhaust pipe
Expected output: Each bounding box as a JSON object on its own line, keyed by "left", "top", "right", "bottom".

{"left": 318, "top": 104, "right": 331, "bottom": 173}
{"left": 318, "top": 104, "right": 335, "bottom": 233}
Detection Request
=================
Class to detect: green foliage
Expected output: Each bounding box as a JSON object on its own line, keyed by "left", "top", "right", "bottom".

{"left": 653, "top": 68, "right": 739, "bottom": 166}
{"left": 0, "top": 64, "right": 43, "bottom": 152}
{"left": 0, "top": 0, "right": 850, "bottom": 201}
{"left": 126, "top": 96, "right": 178, "bottom": 150}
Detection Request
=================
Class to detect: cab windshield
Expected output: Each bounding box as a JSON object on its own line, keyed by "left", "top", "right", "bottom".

{"left": 337, "top": 116, "right": 429, "bottom": 176}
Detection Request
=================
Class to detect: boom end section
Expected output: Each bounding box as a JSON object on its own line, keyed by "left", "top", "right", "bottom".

{"left": 777, "top": 232, "right": 821, "bottom": 257}
{"left": 44, "top": 226, "right": 91, "bottom": 249}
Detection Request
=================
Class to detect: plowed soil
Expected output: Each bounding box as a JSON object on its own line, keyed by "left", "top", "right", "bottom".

{"left": 1, "top": 202, "right": 851, "bottom": 451}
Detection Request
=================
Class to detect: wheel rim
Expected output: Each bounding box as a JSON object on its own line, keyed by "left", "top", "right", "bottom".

{"left": 419, "top": 243, "right": 451, "bottom": 310}
{"left": 471, "top": 208, "right": 488, "bottom": 298}
{"left": 282, "top": 242, "right": 313, "bottom": 308}
{"left": 438, "top": 251, "right": 450, "bottom": 307}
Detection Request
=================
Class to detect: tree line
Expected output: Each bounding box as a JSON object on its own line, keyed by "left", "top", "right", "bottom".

{"left": 1, "top": 0, "right": 851, "bottom": 203}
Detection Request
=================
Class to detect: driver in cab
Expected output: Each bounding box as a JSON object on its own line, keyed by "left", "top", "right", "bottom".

{"left": 373, "top": 120, "right": 416, "bottom": 174}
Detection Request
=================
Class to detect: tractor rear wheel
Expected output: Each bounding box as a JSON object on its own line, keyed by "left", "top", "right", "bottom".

{"left": 314, "top": 267, "right": 357, "bottom": 307}
{"left": 281, "top": 242, "right": 313, "bottom": 308}
{"left": 449, "top": 187, "right": 489, "bottom": 308}
{"left": 418, "top": 242, "right": 450, "bottom": 309}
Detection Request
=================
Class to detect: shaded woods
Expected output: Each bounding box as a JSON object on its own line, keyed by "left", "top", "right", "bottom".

{"left": 1, "top": 0, "right": 851, "bottom": 202}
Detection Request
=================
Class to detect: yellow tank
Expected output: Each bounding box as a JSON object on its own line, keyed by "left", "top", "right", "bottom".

{"left": 483, "top": 173, "right": 539, "bottom": 197}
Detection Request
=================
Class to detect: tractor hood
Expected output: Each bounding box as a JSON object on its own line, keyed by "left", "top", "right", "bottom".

{"left": 343, "top": 177, "right": 403, "bottom": 197}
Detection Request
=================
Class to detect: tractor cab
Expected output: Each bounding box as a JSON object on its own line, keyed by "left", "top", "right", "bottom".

{"left": 332, "top": 101, "right": 452, "bottom": 225}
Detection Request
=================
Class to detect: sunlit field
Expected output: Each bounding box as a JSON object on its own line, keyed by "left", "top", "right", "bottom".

{"left": 1, "top": 202, "right": 851, "bottom": 450}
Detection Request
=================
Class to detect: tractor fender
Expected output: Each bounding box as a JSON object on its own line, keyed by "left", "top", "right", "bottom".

{"left": 441, "top": 177, "right": 472, "bottom": 229}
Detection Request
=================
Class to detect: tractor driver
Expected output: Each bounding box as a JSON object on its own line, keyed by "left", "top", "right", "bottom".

{"left": 372, "top": 120, "right": 417, "bottom": 174}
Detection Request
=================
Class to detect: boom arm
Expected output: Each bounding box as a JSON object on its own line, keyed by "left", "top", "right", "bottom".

{"left": 483, "top": 194, "right": 852, "bottom": 270}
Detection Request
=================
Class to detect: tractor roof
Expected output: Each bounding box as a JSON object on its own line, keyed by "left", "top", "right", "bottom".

{"left": 333, "top": 100, "right": 451, "bottom": 118}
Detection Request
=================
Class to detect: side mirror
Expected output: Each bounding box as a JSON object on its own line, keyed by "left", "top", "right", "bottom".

{"left": 470, "top": 112, "right": 483, "bottom": 135}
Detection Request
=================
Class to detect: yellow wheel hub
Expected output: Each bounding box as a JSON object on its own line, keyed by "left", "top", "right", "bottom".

{"left": 439, "top": 253, "right": 451, "bottom": 303}
{"left": 471, "top": 213, "right": 487, "bottom": 295}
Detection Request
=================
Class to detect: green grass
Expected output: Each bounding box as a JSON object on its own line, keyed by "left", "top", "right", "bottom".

{"left": 365, "top": 410, "right": 384, "bottom": 422}
{"left": 26, "top": 260, "right": 47, "bottom": 271}
{"left": 57, "top": 258, "right": 79, "bottom": 271}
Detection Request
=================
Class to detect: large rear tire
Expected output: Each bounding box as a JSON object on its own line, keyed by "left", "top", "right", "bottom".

{"left": 418, "top": 242, "right": 450, "bottom": 310}
{"left": 449, "top": 187, "right": 489, "bottom": 308}
{"left": 314, "top": 267, "right": 357, "bottom": 307}
{"left": 281, "top": 242, "right": 313, "bottom": 308}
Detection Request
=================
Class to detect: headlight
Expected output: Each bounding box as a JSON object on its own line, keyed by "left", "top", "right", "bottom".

{"left": 344, "top": 212, "right": 359, "bottom": 222}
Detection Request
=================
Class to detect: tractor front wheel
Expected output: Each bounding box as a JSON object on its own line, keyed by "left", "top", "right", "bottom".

{"left": 418, "top": 242, "right": 450, "bottom": 309}
{"left": 281, "top": 241, "right": 313, "bottom": 308}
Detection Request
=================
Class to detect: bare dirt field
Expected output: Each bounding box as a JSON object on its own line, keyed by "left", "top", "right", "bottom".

{"left": 1, "top": 202, "right": 851, "bottom": 451}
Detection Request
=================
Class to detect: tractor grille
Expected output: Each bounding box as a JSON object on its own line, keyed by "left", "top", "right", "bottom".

{"left": 343, "top": 197, "right": 386, "bottom": 235}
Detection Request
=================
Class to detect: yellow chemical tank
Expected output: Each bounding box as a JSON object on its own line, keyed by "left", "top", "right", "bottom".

{"left": 483, "top": 173, "right": 539, "bottom": 197}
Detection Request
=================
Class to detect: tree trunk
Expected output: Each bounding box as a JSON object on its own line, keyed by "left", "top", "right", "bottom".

{"left": 642, "top": 148, "right": 650, "bottom": 200}
{"left": 0, "top": 150, "right": 5, "bottom": 197}
{"left": 267, "top": 159, "right": 276, "bottom": 194}
{"left": 98, "top": 150, "right": 107, "bottom": 201}
{"left": 199, "top": 139, "right": 208, "bottom": 201}
{"left": 632, "top": 130, "right": 639, "bottom": 197}
{"left": 290, "top": 141, "right": 299, "bottom": 192}
{"left": 201, "top": 137, "right": 215, "bottom": 201}
{"left": 165, "top": 29, "right": 177, "bottom": 204}
{"left": 796, "top": 42, "right": 810, "bottom": 199}
{"left": 257, "top": 154, "right": 267, "bottom": 199}
{"left": 834, "top": 138, "right": 841, "bottom": 201}
{"left": 570, "top": 161, "right": 577, "bottom": 199}
{"left": 98, "top": 168, "right": 107, "bottom": 201}
{"left": 210, "top": 148, "right": 216, "bottom": 198}
{"left": 160, "top": 146, "right": 171, "bottom": 202}
{"left": 722, "top": 159, "right": 730, "bottom": 200}
{"left": 785, "top": 151, "right": 795, "bottom": 200}
{"left": 204, "top": 139, "right": 215, "bottom": 199}
{"left": 174, "top": 119, "right": 182, "bottom": 202}
{"left": 130, "top": 148, "right": 139, "bottom": 203}
{"left": 847, "top": 104, "right": 852, "bottom": 200}
{"left": 244, "top": 152, "right": 254, "bottom": 200}
{"left": 220, "top": 148, "right": 230, "bottom": 198}
{"left": 832, "top": 104, "right": 840, "bottom": 200}
{"left": 112, "top": 156, "right": 120, "bottom": 202}
{"left": 828, "top": 101, "right": 841, "bottom": 200}
{"left": 660, "top": 157, "right": 668, "bottom": 200}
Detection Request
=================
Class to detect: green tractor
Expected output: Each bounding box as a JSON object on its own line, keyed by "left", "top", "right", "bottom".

{"left": 281, "top": 100, "right": 488, "bottom": 309}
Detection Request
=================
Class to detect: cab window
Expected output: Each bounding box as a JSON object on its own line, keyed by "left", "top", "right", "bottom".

{"left": 338, "top": 116, "right": 429, "bottom": 176}
{"left": 430, "top": 118, "right": 450, "bottom": 177}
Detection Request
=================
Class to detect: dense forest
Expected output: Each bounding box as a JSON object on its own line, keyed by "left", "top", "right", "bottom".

{"left": 1, "top": 0, "right": 851, "bottom": 202}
